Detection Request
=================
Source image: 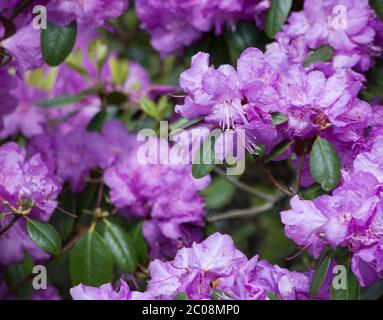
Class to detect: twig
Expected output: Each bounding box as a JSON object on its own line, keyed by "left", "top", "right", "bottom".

{"left": 253, "top": 157, "right": 294, "bottom": 197}
{"left": 0, "top": 215, "right": 21, "bottom": 237}
{"left": 61, "top": 227, "right": 88, "bottom": 253}
{"left": 10, "top": 0, "right": 32, "bottom": 20}
{"left": 213, "top": 167, "right": 276, "bottom": 202}
{"left": 56, "top": 205, "right": 78, "bottom": 218}
{"left": 208, "top": 202, "right": 275, "bottom": 222}
{"left": 292, "top": 154, "right": 305, "bottom": 194}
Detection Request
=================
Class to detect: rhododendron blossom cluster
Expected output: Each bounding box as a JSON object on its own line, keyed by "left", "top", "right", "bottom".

{"left": 1, "top": 0, "right": 383, "bottom": 302}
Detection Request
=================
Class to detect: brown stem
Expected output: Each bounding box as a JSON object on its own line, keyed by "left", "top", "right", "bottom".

{"left": 293, "top": 154, "right": 306, "bottom": 194}
{"left": 0, "top": 215, "right": 21, "bottom": 238}
{"left": 213, "top": 167, "right": 276, "bottom": 201}
{"left": 254, "top": 157, "right": 294, "bottom": 197}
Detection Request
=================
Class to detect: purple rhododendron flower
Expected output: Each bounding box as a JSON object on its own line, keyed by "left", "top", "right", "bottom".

{"left": 46, "top": 0, "right": 129, "bottom": 28}
{"left": 102, "top": 121, "right": 210, "bottom": 259}
{"left": 70, "top": 233, "right": 316, "bottom": 300}
{"left": 136, "top": 0, "right": 269, "bottom": 56}
{"left": 0, "top": 142, "right": 61, "bottom": 265}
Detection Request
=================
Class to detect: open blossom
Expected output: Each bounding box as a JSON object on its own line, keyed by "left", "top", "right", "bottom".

{"left": 46, "top": 0, "right": 129, "bottom": 28}
{"left": 136, "top": 0, "right": 269, "bottom": 56}
{"left": 70, "top": 233, "right": 316, "bottom": 300}
{"left": 268, "top": 0, "right": 383, "bottom": 72}
{"left": 281, "top": 127, "right": 383, "bottom": 286}
{"left": 29, "top": 129, "right": 104, "bottom": 192}
{"left": 102, "top": 121, "right": 210, "bottom": 259}
{"left": 0, "top": 142, "right": 61, "bottom": 265}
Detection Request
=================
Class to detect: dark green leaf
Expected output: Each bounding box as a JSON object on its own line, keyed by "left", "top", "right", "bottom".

{"left": 103, "top": 220, "right": 138, "bottom": 272}
{"left": 5, "top": 255, "right": 34, "bottom": 299}
{"left": 174, "top": 292, "right": 189, "bottom": 300}
{"left": 210, "top": 35, "right": 231, "bottom": 67}
{"left": 204, "top": 220, "right": 218, "bottom": 238}
{"left": 51, "top": 192, "right": 76, "bottom": 241}
{"left": 192, "top": 132, "right": 220, "bottom": 179}
{"left": 303, "top": 45, "right": 334, "bottom": 67}
{"left": 310, "top": 246, "right": 333, "bottom": 298}
{"left": 370, "top": 0, "right": 383, "bottom": 20}
{"left": 362, "top": 280, "right": 383, "bottom": 300}
{"left": 0, "top": 17, "right": 16, "bottom": 40}
{"left": 131, "top": 222, "right": 148, "bottom": 266}
{"left": 200, "top": 177, "right": 236, "bottom": 210}
{"left": 331, "top": 264, "right": 360, "bottom": 300}
{"left": 362, "top": 59, "right": 383, "bottom": 99}
{"left": 69, "top": 229, "right": 113, "bottom": 286}
{"left": 224, "top": 21, "right": 259, "bottom": 62}
{"left": 87, "top": 109, "right": 108, "bottom": 132}
{"left": 271, "top": 112, "right": 288, "bottom": 125}
{"left": 27, "top": 219, "right": 62, "bottom": 254}
{"left": 106, "top": 91, "right": 127, "bottom": 105}
{"left": 301, "top": 183, "right": 328, "bottom": 200}
{"left": 41, "top": 21, "right": 77, "bottom": 66}
{"left": 265, "top": 0, "right": 293, "bottom": 39}
{"left": 264, "top": 139, "right": 294, "bottom": 164}
{"left": 36, "top": 93, "right": 89, "bottom": 108}
{"left": 310, "top": 137, "right": 341, "bottom": 191}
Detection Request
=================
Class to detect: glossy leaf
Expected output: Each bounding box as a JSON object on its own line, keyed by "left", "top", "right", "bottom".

{"left": 41, "top": 21, "right": 77, "bottom": 66}
{"left": 303, "top": 45, "right": 334, "bottom": 67}
{"left": 27, "top": 219, "right": 62, "bottom": 254}
{"left": 103, "top": 220, "right": 138, "bottom": 272}
{"left": 310, "top": 137, "right": 341, "bottom": 191}
{"left": 69, "top": 230, "right": 113, "bottom": 286}
{"left": 265, "top": 0, "right": 293, "bottom": 39}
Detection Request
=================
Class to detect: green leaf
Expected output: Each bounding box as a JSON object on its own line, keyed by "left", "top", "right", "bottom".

{"left": 5, "top": 255, "right": 34, "bottom": 299}
{"left": 266, "top": 292, "right": 281, "bottom": 300}
{"left": 303, "top": 45, "right": 334, "bottom": 67}
{"left": 106, "top": 91, "right": 127, "bottom": 105}
{"left": 87, "top": 109, "right": 108, "bottom": 132}
{"left": 36, "top": 92, "right": 89, "bottom": 108}
{"left": 139, "top": 97, "right": 160, "bottom": 120}
{"left": 51, "top": 192, "right": 76, "bottom": 241}
{"left": 370, "top": 0, "right": 383, "bottom": 20}
{"left": 41, "top": 21, "right": 77, "bottom": 67}
{"left": 174, "top": 292, "right": 189, "bottom": 300}
{"left": 109, "top": 57, "right": 129, "bottom": 86}
{"left": 26, "top": 68, "right": 58, "bottom": 91}
{"left": 362, "top": 280, "right": 383, "bottom": 300}
{"left": 65, "top": 48, "right": 89, "bottom": 77}
{"left": 192, "top": 132, "right": 220, "bottom": 179}
{"left": 131, "top": 222, "right": 148, "bottom": 266}
{"left": 265, "top": 0, "right": 293, "bottom": 39}
{"left": 301, "top": 184, "right": 327, "bottom": 200}
{"left": 88, "top": 39, "right": 109, "bottom": 69}
{"left": 362, "top": 59, "right": 383, "bottom": 99}
{"left": 310, "top": 246, "right": 333, "bottom": 298}
{"left": 264, "top": 139, "right": 294, "bottom": 164}
{"left": 331, "top": 264, "right": 360, "bottom": 300}
{"left": 210, "top": 35, "right": 231, "bottom": 67}
{"left": 200, "top": 177, "right": 236, "bottom": 210}
{"left": 0, "top": 17, "right": 16, "bottom": 41}
{"left": 69, "top": 229, "right": 113, "bottom": 286}
{"left": 310, "top": 137, "right": 341, "bottom": 191}
{"left": 271, "top": 112, "right": 288, "bottom": 125}
{"left": 103, "top": 220, "right": 138, "bottom": 272}
{"left": 224, "top": 21, "right": 259, "bottom": 62}
{"left": 27, "top": 219, "right": 62, "bottom": 254}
